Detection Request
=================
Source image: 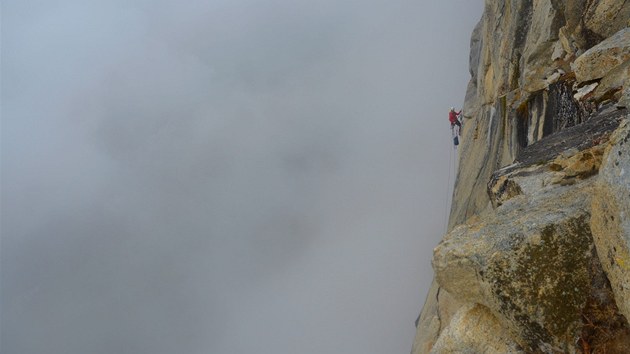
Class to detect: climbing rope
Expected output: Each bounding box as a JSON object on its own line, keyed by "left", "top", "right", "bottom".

{"left": 442, "top": 112, "right": 463, "bottom": 232}
{"left": 443, "top": 128, "right": 455, "bottom": 232}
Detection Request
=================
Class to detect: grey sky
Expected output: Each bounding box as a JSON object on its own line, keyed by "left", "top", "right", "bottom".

{"left": 2, "top": 1, "right": 482, "bottom": 353}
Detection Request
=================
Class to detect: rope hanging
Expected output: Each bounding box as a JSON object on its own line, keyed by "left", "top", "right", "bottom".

{"left": 443, "top": 129, "right": 455, "bottom": 232}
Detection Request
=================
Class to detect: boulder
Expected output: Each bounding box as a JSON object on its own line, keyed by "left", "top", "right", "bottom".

{"left": 572, "top": 28, "right": 630, "bottom": 83}
{"left": 574, "top": 82, "right": 598, "bottom": 101}
{"left": 434, "top": 181, "right": 596, "bottom": 352}
{"left": 593, "top": 59, "right": 630, "bottom": 101}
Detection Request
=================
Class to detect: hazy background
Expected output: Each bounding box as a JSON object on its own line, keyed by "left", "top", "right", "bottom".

{"left": 2, "top": 1, "right": 483, "bottom": 353}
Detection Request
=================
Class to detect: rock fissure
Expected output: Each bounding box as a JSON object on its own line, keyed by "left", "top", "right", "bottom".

{"left": 435, "top": 286, "right": 442, "bottom": 335}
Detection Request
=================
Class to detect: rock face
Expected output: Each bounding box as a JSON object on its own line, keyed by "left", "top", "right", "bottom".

{"left": 413, "top": 1, "right": 630, "bottom": 353}
{"left": 430, "top": 304, "right": 523, "bottom": 354}
{"left": 592, "top": 120, "right": 630, "bottom": 321}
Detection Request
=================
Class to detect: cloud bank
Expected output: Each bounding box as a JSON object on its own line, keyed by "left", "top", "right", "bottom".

{"left": 2, "top": 1, "right": 482, "bottom": 353}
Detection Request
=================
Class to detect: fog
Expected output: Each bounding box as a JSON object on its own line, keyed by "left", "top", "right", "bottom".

{"left": 2, "top": 1, "right": 482, "bottom": 353}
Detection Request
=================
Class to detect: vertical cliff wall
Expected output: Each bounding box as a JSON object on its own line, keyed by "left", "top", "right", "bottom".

{"left": 413, "top": 1, "right": 630, "bottom": 353}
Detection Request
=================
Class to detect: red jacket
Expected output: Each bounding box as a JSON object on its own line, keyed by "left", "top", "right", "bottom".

{"left": 449, "top": 110, "right": 461, "bottom": 123}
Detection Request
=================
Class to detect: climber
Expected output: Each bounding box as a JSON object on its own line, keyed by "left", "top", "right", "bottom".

{"left": 448, "top": 107, "right": 462, "bottom": 130}
{"left": 449, "top": 107, "right": 462, "bottom": 147}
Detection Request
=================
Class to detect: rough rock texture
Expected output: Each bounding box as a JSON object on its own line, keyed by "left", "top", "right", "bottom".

{"left": 572, "top": 28, "right": 630, "bottom": 83}
{"left": 592, "top": 120, "right": 630, "bottom": 321}
{"left": 582, "top": 0, "right": 630, "bottom": 40}
{"left": 413, "top": 1, "right": 630, "bottom": 353}
{"left": 436, "top": 175, "right": 597, "bottom": 352}
{"left": 429, "top": 304, "right": 524, "bottom": 354}
{"left": 411, "top": 280, "right": 461, "bottom": 354}
{"left": 593, "top": 59, "right": 630, "bottom": 101}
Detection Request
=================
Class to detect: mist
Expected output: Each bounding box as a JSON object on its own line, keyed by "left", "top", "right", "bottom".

{"left": 2, "top": 1, "right": 482, "bottom": 353}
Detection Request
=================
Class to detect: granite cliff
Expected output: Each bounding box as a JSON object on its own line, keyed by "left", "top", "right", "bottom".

{"left": 413, "top": 1, "right": 630, "bottom": 353}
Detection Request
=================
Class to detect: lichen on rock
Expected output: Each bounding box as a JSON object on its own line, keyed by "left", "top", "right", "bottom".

{"left": 433, "top": 184, "right": 597, "bottom": 352}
